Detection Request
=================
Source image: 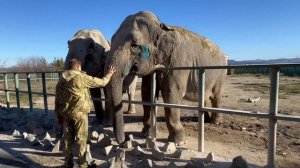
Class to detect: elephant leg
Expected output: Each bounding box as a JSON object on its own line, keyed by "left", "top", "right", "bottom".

{"left": 89, "top": 88, "right": 104, "bottom": 124}
{"left": 141, "top": 75, "right": 151, "bottom": 136}
{"left": 210, "top": 83, "right": 223, "bottom": 124}
{"left": 211, "top": 94, "right": 222, "bottom": 124}
{"left": 161, "top": 90, "right": 186, "bottom": 146}
{"left": 127, "top": 76, "right": 137, "bottom": 114}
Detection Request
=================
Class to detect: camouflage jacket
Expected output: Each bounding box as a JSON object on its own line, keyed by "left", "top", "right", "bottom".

{"left": 54, "top": 70, "right": 112, "bottom": 118}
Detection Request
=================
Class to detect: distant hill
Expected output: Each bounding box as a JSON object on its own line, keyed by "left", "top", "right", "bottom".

{"left": 228, "top": 58, "right": 300, "bottom": 65}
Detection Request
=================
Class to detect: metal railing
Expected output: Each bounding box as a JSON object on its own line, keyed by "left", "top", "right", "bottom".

{"left": 0, "top": 71, "right": 60, "bottom": 113}
{"left": 1, "top": 64, "right": 300, "bottom": 168}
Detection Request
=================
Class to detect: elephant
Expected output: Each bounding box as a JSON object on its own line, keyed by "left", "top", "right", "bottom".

{"left": 65, "top": 29, "right": 138, "bottom": 125}
{"left": 105, "top": 11, "right": 227, "bottom": 146}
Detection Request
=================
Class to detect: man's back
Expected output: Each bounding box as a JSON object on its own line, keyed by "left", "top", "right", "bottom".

{"left": 55, "top": 70, "right": 92, "bottom": 119}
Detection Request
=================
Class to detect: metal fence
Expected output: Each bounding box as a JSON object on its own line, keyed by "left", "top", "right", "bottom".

{"left": 1, "top": 64, "right": 300, "bottom": 168}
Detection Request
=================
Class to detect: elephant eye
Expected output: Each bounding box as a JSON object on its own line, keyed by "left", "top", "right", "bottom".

{"left": 131, "top": 43, "right": 139, "bottom": 49}
{"left": 130, "top": 43, "right": 141, "bottom": 54}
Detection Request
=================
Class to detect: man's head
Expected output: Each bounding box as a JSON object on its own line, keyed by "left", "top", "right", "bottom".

{"left": 68, "top": 59, "right": 82, "bottom": 71}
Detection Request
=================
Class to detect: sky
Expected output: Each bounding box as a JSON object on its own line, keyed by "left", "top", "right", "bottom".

{"left": 0, "top": 0, "right": 300, "bottom": 66}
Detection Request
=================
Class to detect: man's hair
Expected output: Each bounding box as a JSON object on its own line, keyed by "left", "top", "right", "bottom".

{"left": 68, "top": 59, "right": 81, "bottom": 70}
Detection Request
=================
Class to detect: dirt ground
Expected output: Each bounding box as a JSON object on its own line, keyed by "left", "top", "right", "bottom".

{"left": 0, "top": 74, "right": 299, "bottom": 167}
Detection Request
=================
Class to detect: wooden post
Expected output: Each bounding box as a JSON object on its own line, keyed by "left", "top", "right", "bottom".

{"left": 149, "top": 72, "right": 157, "bottom": 138}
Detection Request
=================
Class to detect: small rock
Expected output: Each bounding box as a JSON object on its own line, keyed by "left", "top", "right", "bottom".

{"left": 248, "top": 96, "right": 260, "bottom": 103}
{"left": 231, "top": 155, "right": 248, "bottom": 168}
{"left": 162, "top": 142, "right": 176, "bottom": 154}
{"left": 52, "top": 140, "right": 61, "bottom": 152}
{"left": 241, "top": 127, "right": 247, "bottom": 131}
{"left": 12, "top": 129, "right": 21, "bottom": 137}
{"left": 22, "top": 132, "right": 28, "bottom": 139}
{"left": 103, "top": 145, "right": 114, "bottom": 156}
{"left": 43, "top": 132, "right": 52, "bottom": 140}
{"left": 26, "top": 134, "right": 40, "bottom": 146}
{"left": 151, "top": 145, "right": 165, "bottom": 160}
{"left": 131, "top": 146, "right": 145, "bottom": 156}
{"left": 205, "top": 152, "right": 214, "bottom": 164}
{"left": 282, "top": 152, "right": 287, "bottom": 157}
{"left": 90, "top": 131, "right": 99, "bottom": 140}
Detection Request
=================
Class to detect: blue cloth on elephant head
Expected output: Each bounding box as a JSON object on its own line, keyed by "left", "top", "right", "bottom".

{"left": 141, "top": 45, "right": 150, "bottom": 61}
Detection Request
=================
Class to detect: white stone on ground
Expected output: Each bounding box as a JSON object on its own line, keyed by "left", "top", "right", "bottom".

{"left": 12, "top": 129, "right": 21, "bottom": 137}
{"left": 103, "top": 145, "right": 114, "bottom": 156}
{"left": 162, "top": 142, "right": 176, "bottom": 154}
{"left": 90, "top": 131, "right": 99, "bottom": 140}
{"left": 204, "top": 152, "right": 214, "bottom": 164}
{"left": 52, "top": 140, "right": 61, "bottom": 153}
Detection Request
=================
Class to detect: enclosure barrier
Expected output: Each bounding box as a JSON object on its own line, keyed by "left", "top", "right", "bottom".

{"left": 1, "top": 64, "right": 300, "bottom": 168}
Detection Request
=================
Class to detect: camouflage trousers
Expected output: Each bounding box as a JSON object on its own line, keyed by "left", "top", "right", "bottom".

{"left": 63, "top": 113, "right": 88, "bottom": 168}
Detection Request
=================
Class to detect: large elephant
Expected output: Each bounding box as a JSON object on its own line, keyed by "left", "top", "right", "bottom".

{"left": 65, "top": 29, "right": 138, "bottom": 125}
{"left": 105, "top": 11, "right": 227, "bottom": 145}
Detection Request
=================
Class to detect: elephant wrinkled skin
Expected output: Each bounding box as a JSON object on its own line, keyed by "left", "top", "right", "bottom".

{"left": 106, "top": 11, "right": 227, "bottom": 145}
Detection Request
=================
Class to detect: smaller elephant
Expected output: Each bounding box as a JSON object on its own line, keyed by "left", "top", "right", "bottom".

{"left": 65, "top": 29, "right": 138, "bottom": 124}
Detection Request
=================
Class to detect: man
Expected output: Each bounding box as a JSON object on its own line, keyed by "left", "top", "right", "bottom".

{"left": 54, "top": 59, "right": 116, "bottom": 168}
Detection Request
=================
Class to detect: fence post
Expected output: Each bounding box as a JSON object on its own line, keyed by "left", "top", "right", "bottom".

{"left": 14, "top": 73, "right": 20, "bottom": 108}
{"left": 42, "top": 73, "right": 48, "bottom": 115}
{"left": 267, "top": 67, "right": 279, "bottom": 168}
{"left": 198, "top": 69, "right": 205, "bottom": 152}
{"left": 4, "top": 73, "right": 10, "bottom": 108}
{"left": 149, "top": 72, "right": 157, "bottom": 138}
{"left": 27, "top": 73, "right": 33, "bottom": 111}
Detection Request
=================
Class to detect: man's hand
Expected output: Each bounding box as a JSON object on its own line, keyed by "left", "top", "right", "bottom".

{"left": 57, "top": 117, "right": 63, "bottom": 125}
{"left": 107, "top": 66, "right": 116, "bottom": 76}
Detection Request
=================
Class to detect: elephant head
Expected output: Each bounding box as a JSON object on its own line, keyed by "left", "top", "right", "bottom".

{"left": 106, "top": 11, "right": 174, "bottom": 143}
{"left": 65, "top": 29, "right": 110, "bottom": 77}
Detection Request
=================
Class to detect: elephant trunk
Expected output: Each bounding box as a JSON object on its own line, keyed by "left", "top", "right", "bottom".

{"left": 107, "top": 72, "right": 125, "bottom": 144}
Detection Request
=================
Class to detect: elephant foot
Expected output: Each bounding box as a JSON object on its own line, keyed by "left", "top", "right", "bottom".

{"left": 211, "top": 115, "right": 223, "bottom": 125}
{"left": 168, "top": 131, "right": 186, "bottom": 146}
{"left": 141, "top": 126, "right": 150, "bottom": 137}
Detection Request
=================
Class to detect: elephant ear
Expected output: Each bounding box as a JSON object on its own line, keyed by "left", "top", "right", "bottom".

{"left": 160, "top": 23, "right": 175, "bottom": 31}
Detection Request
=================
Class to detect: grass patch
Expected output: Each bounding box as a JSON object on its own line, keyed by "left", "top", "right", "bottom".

{"left": 236, "top": 82, "right": 300, "bottom": 98}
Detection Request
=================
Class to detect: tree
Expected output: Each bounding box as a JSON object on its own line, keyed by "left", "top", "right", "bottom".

{"left": 0, "top": 59, "right": 7, "bottom": 69}
{"left": 51, "top": 57, "right": 65, "bottom": 70}
{"left": 15, "top": 56, "right": 49, "bottom": 72}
